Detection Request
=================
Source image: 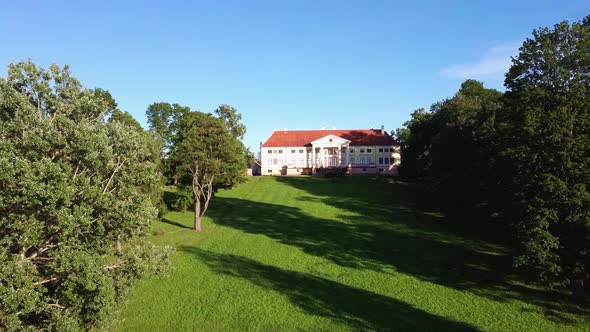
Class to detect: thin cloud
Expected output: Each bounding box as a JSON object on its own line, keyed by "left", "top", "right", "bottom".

{"left": 441, "top": 42, "right": 521, "bottom": 79}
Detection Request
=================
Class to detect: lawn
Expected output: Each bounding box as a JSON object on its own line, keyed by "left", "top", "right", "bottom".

{"left": 115, "top": 176, "right": 590, "bottom": 331}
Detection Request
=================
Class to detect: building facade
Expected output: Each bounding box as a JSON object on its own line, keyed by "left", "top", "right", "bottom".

{"left": 260, "top": 129, "right": 401, "bottom": 175}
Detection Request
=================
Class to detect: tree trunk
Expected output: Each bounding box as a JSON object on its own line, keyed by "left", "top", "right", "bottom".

{"left": 193, "top": 160, "right": 203, "bottom": 232}
{"left": 115, "top": 237, "right": 122, "bottom": 255}
{"left": 193, "top": 194, "right": 202, "bottom": 232}
{"left": 571, "top": 276, "right": 588, "bottom": 306}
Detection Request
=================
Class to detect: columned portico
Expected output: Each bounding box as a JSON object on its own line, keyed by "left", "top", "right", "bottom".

{"left": 310, "top": 135, "right": 351, "bottom": 170}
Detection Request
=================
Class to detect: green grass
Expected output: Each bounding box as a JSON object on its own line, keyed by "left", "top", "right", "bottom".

{"left": 115, "top": 176, "right": 590, "bottom": 331}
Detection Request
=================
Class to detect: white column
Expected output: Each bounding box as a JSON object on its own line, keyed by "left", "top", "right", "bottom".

{"left": 311, "top": 145, "right": 315, "bottom": 169}
{"left": 320, "top": 147, "right": 324, "bottom": 167}
{"left": 346, "top": 144, "right": 350, "bottom": 165}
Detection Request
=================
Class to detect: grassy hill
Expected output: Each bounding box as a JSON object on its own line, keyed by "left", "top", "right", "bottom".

{"left": 115, "top": 176, "right": 589, "bottom": 331}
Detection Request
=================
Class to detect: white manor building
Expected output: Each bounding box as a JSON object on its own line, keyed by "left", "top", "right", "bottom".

{"left": 260, "top": 128, "right": 401, "bottom": 175}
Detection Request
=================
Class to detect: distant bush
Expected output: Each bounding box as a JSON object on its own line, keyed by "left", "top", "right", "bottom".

{"left": 322, "top": 167, "right": 347, "bottom": 178}
{"left": 172, "top": 189, "right": 193, "bottom": 211}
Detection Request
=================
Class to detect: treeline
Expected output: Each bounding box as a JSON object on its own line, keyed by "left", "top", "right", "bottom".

{"left": 396, "top": 17, "right": 590, "bottom": 303}
{"left": 0, "top": 61, "right": 249, "bottom": 330}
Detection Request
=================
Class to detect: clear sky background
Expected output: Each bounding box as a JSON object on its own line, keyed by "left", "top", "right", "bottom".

{"left": 1, "top": 1, "right": 588, "bottom": 150}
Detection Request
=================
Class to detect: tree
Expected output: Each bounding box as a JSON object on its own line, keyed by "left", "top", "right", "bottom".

{"left": 214, "top": 104, "right": 246, "bottom": 140}
{"left": 171, "top": 111, "right": 245, "bottom": 231}
{"left": 146, "top": 102, "right": 189, "bottom": 150}
{"left": 396, "top": 81, "right": 503, "bottom": 213}
{"left": 146, "top": 102, "right": 190, "bottom": 184}
{"left": 501, "top": 16, "right": 590, "bottom": 303}
{"left": 215, "top": 103, "right": 252, "bottom": 172}
{"left": 244, "top": 147, "right": 257, "bottom": 168}
{"left": 396, "top": 107, "right": 435, "bottom": 179}
{"left": 0, "top": 61, "right": 172, "bottom": 330}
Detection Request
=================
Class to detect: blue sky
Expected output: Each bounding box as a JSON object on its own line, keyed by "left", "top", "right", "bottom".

{"left": 1, "top": 1, "right": 588, "bottom": 150}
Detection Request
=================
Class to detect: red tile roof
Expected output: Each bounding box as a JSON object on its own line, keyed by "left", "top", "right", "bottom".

{"left": 261, "top": 129, "right": 399, "bottom": 147}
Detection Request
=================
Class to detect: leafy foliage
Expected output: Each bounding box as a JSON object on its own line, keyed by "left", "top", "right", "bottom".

{"left": 396, "top": 16, "right": 590, "bottom": 303}
{"left": 399, "top": 80, "right": 502, "bottom": 213}
{"left": 214, "top": 104, "right": 246, "bottom": 141}
{"left": 501, "top": 17, "right": 590, "bottom": 295}
{"left": 170, "top": 111, "right": 246, "bottom": 231}
{"left": 0, "top": 61, "right": 172, "bottom": 330}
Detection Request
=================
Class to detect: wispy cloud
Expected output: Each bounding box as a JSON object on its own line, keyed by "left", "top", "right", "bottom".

{"left": 441, "top": 42, "right": 521, "bottom": 79}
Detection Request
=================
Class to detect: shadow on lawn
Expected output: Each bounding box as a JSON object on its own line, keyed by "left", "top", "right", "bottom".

{"left": 161, "top": 217, "right": 192, "bottom": 229}
{"left": 272, "top": 176, "right": 588, "bottom": 322}
{"left": 180, "top": 247, "right": 477, "bottom": 331}
{"left": 200, "top": 176, "right": 587, "bottom": 324}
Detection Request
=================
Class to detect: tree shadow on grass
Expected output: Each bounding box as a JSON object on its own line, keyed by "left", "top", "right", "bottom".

{"left": 205, "top": 177, "right": 588, "bottom": 324}
{"left": 160, "top": 217, "right": 192, "bottom": 230}
{"left": 180, "top": 247, "right": 478, "bottom": 331}
{"left": 270, "top": 176, "right": 589, "bottom": 322}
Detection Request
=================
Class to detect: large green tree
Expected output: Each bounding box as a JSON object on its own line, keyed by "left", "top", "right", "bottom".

{"left": 501, "top": 17, "right": 590, "bottom": 302}
{"left": 146, "top": 102, "right": 190, "bottom": 184}
{"left": 214, "top": 104, "right": 246, "bottom": 141}
{"left": 0, "top": 61, "right": 172, "bottom": 330}
{"left": 170, "top": 111, "right": 246, "bottom": 231}
{"left": 397, "top": 81, "right": 503, "bottom": 214}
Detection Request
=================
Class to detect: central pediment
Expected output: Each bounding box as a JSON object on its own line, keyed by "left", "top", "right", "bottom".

{"left": 310, "top": 134, "right": 351, "bottom": 145}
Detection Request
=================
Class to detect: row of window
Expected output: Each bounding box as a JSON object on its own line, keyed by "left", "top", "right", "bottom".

{"left": 350, "top": 157, "right": 395, "bottom": 165}
{"left": 268, "top": 147, "right": 397, "bottom": 155}
{"left": 349, "top": 147, "right": 396, "bottom": 153}
{"left": 268, "top": 149, "right": 306, "bottom": 154}
{"left": 267, "top": 157, "right": 395, "bottom": 166}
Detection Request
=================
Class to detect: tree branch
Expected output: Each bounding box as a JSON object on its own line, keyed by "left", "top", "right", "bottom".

{"left": 33, "top": 277, "right": 59, "bottom": 286}
{"left": 102, "top": 157, "right": 126, "bottom": 194}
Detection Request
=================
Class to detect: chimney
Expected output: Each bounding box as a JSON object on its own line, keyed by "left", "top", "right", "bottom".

{"left": 380, "top": 125, "right": 384, "bottom": 134}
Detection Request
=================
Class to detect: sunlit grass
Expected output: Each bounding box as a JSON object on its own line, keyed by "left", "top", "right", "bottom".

{"left": 116, "top": 176, "right": 590, "bottom": 331}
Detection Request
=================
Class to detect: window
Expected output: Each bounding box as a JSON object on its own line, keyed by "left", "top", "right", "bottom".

{"left": 360, "top": 157, "right": 366, "bottom": 165}
{"left": 384, "top": 157, "right": 390, "bottom": 165}
{"left": 350, "top": 148, "right": 355, "bottom": 153}
{"left": 360, "top": 148, "right": 365, "bottom": 153}
{"left": 273, "top": 158, "right": 278, "bottom": 165}
{"left": 268, "top": 150, "right": 272, "bottom": 154}
{"left": 350, "top": 157, "right": 355, "bottom": 164}
{"left": 367, "top": 157, "right": 372, "bottom": 164}
{"left": 378, "top": 148, "right": 383, "bottom": 152}
{"left": 268, "top": 170, "right": 272, "bottom": 173}
{"left": 367, "top": 148, "right": 372, "bottom": 153}
{"left": 290, "top": 157, "right": 296, "bottom": 165}
{"left": 299, "top": 158, "right": 304, "bottom": 166}
{"left": 384, "top": 148, "right": 389, "bottom": 152}
{"left": 378, "top": 157, "right": 384, "bottom": 164}
{"left": 291, "top": 149, "right": 296, "bottom": 153}
{"left": 278, "top": 150, "right": 283, "bottom": 154}
{"left": 277, "top": 158, "right": 283, "bottom": 165}
{"left": 267, "top": 157, "right": 272, "bottom": 166}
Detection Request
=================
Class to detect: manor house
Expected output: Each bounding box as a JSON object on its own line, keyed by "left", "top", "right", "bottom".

{"left": 260, "top": 128, "right": 401, "bottom": 175}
